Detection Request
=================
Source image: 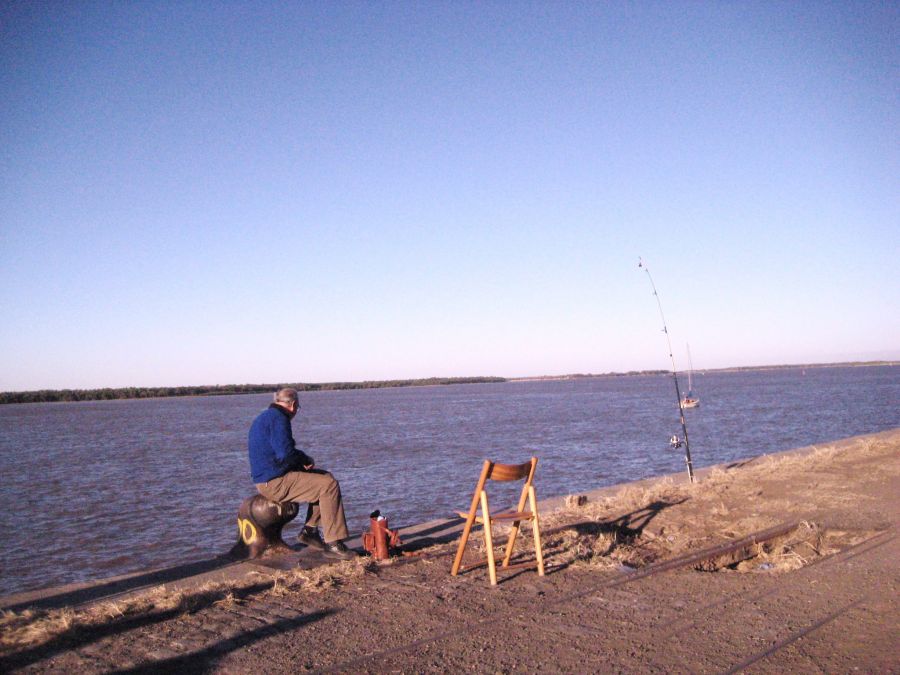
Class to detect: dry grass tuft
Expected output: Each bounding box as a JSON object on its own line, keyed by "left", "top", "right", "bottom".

{"left": 270, "top": 557, "right": 376, "bottom": 596}
{"left": 755, "top": 443, "right": 843, "bottom": 475}
{"left": 0, "top": 578, "right": 258, "bottom": 654}
{"left": 541, "top": 478, "right": 685, "bottom": 534}
{"left": 550, "top": 524, "right": 656, "bottom": 571}
{"left": 700, "top": 467, "right": 733, "bottom": 489}
{"left": 540, "top": 508, "right": 587, "bottom": 531}
{"left": 566, "top": 531, "right": 620, "bottom": 569}
{"left": 609, "top": 478, "right": 687, "bottom": 513}
{"left": 732, "top": 521, "right": 823, "bottom": 573}
{"left": 0, "top": 557, "right": 379, "bottom": 654}
{"left": 0, "top": 607, "right": 74, "bottom": 650}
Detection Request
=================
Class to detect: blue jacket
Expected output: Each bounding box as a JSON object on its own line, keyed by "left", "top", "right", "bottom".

{"left": 248, "top": 404, "right": 314, "bottom": 483}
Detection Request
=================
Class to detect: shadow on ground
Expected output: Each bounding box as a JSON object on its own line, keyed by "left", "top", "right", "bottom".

{"left": 451, "top": 498, "right": 687, "bottom": 585}
{"left": 538, "top": 498, "right": 688, "bottom": 576}
{"left": 2, "top": 554, "right": 244, "bottom": 614}
{"left": 0, "top": 582, "right": 281, "bottom": 671}
{"left": 110, "top": 608, "right": 336, "bottom": 675}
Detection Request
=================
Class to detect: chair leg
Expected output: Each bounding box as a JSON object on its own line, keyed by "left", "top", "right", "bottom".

{"left": 504, "top": 482, "right": 530, "bottom": 567}
{"left": 502, "top": 520, "right": 521, "bottom": 568}
{"left": 480, "top": 490, "right": 497, "bottom": 586}
{"left": 528, "top": 485, "right": 545, "bottom": 576}
{"left": 452, "top": 460, "right": 491, "bottom": 577}
{"left": 451, "top": 513, "right": 477, "bottom": 576}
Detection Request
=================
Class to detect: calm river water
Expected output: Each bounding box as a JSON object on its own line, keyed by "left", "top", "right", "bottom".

{"left": 0, "top": 365, "right": 897, "bottom": 596}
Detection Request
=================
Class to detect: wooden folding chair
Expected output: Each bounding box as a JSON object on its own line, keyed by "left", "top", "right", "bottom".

{"left": 450, "top": 457, "right": 545, "bottom": 586}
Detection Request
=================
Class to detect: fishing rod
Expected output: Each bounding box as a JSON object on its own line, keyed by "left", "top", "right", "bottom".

{"left": 638, "top": 257, "right": 695, "bottom": 483}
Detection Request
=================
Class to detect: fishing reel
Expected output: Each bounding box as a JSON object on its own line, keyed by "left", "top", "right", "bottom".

{"left": 669, "top": 434, "right": 684, "bottom": 449}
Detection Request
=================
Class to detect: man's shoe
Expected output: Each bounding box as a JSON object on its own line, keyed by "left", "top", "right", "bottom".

{"left": 297, "top": 528, "right": 326, "bottom": 550}
{"left": 322, "top": 541, "right": 358, "bottom": 560}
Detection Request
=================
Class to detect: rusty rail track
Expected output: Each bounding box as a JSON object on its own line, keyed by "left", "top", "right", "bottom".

{"left": 314, "top": 521, "right": 809, "bottom": 674}
{"left": 659, "top": 528, "right": 895, "bottom": 641}
{"left": 554, "top": 520, "right": 802, "bottom": 602}
{"left": 722, "top": 597, "right": 867, "bottom": 674}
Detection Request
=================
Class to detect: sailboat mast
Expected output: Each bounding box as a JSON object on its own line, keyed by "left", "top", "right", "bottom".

{"left": 638, "top": 258, "right": 695, "bottom": 483}
{"left": 686, "top": 343, "right": 694, "bottom": 394}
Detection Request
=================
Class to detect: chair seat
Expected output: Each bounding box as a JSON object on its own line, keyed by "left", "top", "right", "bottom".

{"left": 456, "top": 558, "right": 542, "bottom": 574}
{"left": 457, "top": 510, "right": 534, "bottom": 523}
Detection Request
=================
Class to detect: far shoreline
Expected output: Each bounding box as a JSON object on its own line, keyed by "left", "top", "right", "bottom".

{"left": 1, "top": 360, "right": 896, "bottom": 405}
{"left": 509, "top": 359, "right": 898, "bottom": 382}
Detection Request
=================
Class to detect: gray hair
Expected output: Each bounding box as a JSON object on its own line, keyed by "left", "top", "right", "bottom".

{"left": 274, "top": 387, "right": 299, "bottom": 405}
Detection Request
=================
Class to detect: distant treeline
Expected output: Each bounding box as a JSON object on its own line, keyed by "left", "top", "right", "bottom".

{"left": 512, "top": 361, "right": 897, "bottom": 381}
{"left": 0, "top": 377, "right": 508, "bottom": 405}
{"left": 511, "top": 370, "right": 669, "bottom": 381}
{"left": 707, "top": 361, "right": 897, "bottom": 373}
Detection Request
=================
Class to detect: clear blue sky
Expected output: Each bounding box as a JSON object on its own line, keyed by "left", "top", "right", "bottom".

{"left": 1, "top": 2, "right": 897, "bottom": 391}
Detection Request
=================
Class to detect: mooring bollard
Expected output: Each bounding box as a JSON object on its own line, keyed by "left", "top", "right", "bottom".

{"left": 230, "top": 494, "right": 299, "bottom": 559}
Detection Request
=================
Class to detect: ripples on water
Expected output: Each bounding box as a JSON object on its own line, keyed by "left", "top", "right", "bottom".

{"left": 0, "top": 365, "right": 897, "bottom": 596}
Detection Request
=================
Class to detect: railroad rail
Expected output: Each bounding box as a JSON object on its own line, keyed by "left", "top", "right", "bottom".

{"left": 316, "top": 522, "right": 893, "bottom": 673}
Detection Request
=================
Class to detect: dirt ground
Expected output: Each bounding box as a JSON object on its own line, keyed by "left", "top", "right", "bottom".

{"left": 2, "top": 429, "right": 898, "bottom": 673}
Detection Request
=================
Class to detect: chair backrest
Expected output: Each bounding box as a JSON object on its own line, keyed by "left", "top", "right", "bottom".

{"left": 485, "top": 458, "right": 536, "bottom": 483}
{"left": 468, "top": 457, "right": 537, "bottom": 509}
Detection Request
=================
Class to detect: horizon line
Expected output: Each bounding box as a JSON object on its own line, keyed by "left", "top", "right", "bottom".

{"left": 2, "top": 360, "right": 897, "bottom": 398}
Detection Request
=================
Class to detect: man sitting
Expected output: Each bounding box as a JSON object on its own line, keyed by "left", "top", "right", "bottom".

{"left": 248, "top": 387, "right": 356, "bottom": 560}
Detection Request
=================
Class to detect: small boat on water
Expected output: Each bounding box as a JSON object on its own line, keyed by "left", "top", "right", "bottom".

{"left": 680, "top": 395, "right": 699, "bottom": 409}
{"left": 681, "top": 343, "right": 700, "bottom": 409}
